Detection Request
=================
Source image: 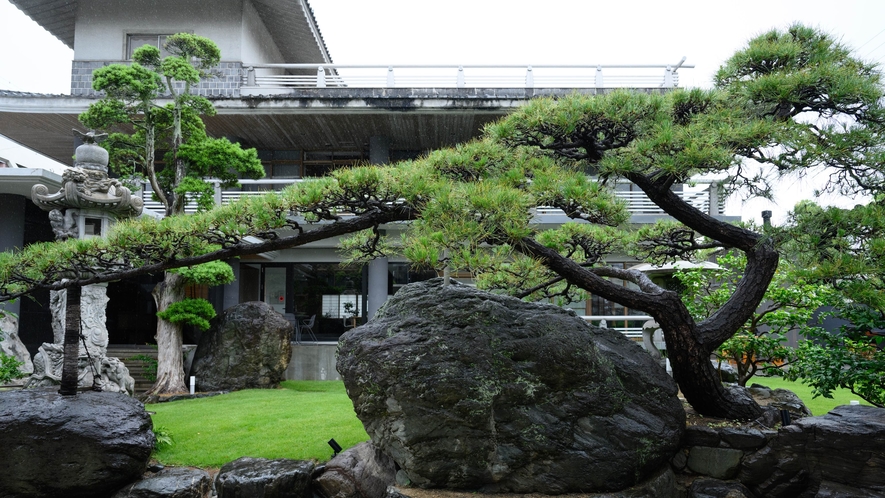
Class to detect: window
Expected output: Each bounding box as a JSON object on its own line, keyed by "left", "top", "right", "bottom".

{"left": 303, "top": 151, "right": 364, "bottom": 177}
{"left": 127, "top": 34, "right": 171, "bottom": 59}
{"left": 587, "top": 262, "right": 649, "bottom": 333}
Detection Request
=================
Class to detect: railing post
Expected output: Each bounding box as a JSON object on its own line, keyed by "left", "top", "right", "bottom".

{"left": 525, "top": 65, "right": 534, "bottom": 88}
{"left": 708, "top": 181, "right": 720, "bottom": 216}
{"left": 317, "top": 66, "right": 326, "bottom": 88}
{"left": 457, "top": 66, "right": 465, "bottom": 88}
{"left": 595, "top": 65, "right": 604, "bottom": 87}
{"left": 246, "top": 66, "right": 256, "bottom": 86}
{"left": 664, "top": 65, "right": 674, "bottom": 87}
{"left": 386, "top": 66, "right": 395, "bottom": 87}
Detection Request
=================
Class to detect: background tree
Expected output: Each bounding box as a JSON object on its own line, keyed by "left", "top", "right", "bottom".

{"left": 781, "top": 201, "right": 885, "bottom": 407}
{"left": 79, "top": 33, "right": 264, "bottom": 394}
{"left": 674, "top": 252, "right": 836, "bottom": 386}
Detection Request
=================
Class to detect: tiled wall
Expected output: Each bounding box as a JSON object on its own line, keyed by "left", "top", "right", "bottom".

{"left": 71, "top": 61, "right": 243, "bottom": 97}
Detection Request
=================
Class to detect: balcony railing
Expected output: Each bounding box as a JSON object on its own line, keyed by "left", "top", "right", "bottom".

{"left": 580, "top": 315, "right": 656, "bottom": 340}
{"left": 242, "top": 60, "right": 692, "bottom": 91}
{"left": 139, "top": 178, "right": 725, "bottom": 218}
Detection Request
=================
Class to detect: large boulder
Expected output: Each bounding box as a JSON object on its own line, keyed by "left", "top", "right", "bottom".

{"left": 111, "top": 467, "right": 211, "bottom": 498}
{"left": 215, "top": 457, "right": 315, "bottom": 498}
{"left": 337, "top": 279, "right": 685, "bottom": 494}
{"left": 190, "top": 302, "right": 292, "bottom": 391}
{"left": 314, "top": 442, "right": 398, "bottom": 498}
{"left": 739, "top": 404, "right": 885, "bottom": 497}
{"left": 0, "top": 389, "right": 154, "bottom": 498}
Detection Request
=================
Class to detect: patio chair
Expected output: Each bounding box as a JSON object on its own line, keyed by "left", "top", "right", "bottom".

{"left": 299, "top": 314, "right": 318, "bottom": 342}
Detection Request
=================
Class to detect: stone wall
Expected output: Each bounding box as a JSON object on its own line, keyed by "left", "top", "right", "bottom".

{"left": 70, "top": 61, "right": 243, "bottom": 97}
{"left": 672, "top": 404, "right": 885, "bottom": 497}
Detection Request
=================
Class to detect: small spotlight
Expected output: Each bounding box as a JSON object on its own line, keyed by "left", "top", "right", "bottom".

{"left": 328, "top": 438, "right": 343, "bottom": 457}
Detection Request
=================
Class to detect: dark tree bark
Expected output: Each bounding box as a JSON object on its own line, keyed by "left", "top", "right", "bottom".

{"left": 58, "top": 285, "right": 81, "bottom": 396}
{"left": 512, "top": 171, "right": 777, "bottom": 419}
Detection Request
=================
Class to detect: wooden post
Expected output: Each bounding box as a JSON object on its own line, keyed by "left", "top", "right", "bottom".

{"left": 58, "top": 285, "right": 81, "bottom": 396}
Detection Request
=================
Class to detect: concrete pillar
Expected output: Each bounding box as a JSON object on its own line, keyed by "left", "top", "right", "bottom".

{"left": 222, "top": 259, "right": 241, "bottom": 311}
{"left": 708, "top": 182, "right": 720, "bottom": 216}
{"left": 367, "top": 136, "right": 391, "bottom": 319}
{"left": 367, "top": 257, "right": 388, "bottom": 318}
{"left": 369, "top": 136, "right": 390, "bottom": 165}
{"left": 0, "top": 195, "right": 25, "bottom": 319}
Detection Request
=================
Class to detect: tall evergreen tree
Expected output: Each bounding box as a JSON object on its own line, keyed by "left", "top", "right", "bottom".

{"left": 79, "top": 33, "right": 264, "bottom": 394}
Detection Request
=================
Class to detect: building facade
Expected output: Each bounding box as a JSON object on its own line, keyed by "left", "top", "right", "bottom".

{"left": 0, "top": 0, "right": 729, "bottom": 359}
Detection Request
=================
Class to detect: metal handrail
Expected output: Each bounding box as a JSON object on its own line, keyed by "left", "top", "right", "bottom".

{"left": 242, "top": 60, "right": 692, "bottom": 89}
{"left": 140, "top": 177, "right": 723, "bottom": 217}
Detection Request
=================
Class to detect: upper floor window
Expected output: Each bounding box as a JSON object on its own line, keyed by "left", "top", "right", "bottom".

{"left": 127, "top": 34, "right": 171, "bottom": 60}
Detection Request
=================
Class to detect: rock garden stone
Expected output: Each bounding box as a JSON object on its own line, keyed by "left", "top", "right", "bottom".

{"left": 111, "top": 467, "right": 211, "bottom": 498}
{"left": 0, "top": 314, "right": 33, "bottom": 376}
{"left": 190, "top": 301, "right": 292, "bottom": 391}
{"left": 710, "top": 360, "right": 737, "bottom": 384}
{"left": 337, "top": 279, "right": 685, "bottom": 494}
{"left": 0, "top": 389, "right": 153, "bottom": 498}
{"left": 682, "top": 425, "right": 720, "bottom": 447}
{"left": 314, "top": 442, "right": 397, "bottom": 498}
{"left": 739, "top": 404, "right": 885, "bottom": 497}
{"left": 687, "top": 477, "right": 754, "bottom": 498}
{"left": 215, "top": 457, "right": 314, "bottom": 498}
{"left": 686, "top": 446, "right": 743, "bottom": 479}
{"left": 385, "top": 466, "right": 678, "bottom": 498}
{"left": 718, "top": 427, "right": 769, "bottom": 451}
{"left": 747, "top": 383, "right": 813, "bottom": 417}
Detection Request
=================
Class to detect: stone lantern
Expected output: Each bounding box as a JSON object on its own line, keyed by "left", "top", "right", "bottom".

{"left": 25, "top": 130, "right": 144, "bottom": 395}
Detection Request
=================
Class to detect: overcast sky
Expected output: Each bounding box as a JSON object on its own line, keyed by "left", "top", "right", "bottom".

{"left": 2, "top": 0, "right": 885, "bottom": 222}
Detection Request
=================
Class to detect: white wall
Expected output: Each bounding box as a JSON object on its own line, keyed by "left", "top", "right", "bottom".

{"left": 240, "top": 0, "right": 285, "bottom": 64}
{"left": 74, "top": 0, "right": 246, "bottom": 61}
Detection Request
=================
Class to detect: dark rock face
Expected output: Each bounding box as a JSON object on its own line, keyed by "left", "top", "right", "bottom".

{"left": 215, "top": 457, "right": 314, "bottom": 498}
{"left": 747, "top": 383, "right": 813, "bottom": 417}
{"left": 314, "top": 442, "right": 397, "bottom": 498}
{"left": 111, "top": 467, "right": 211, "bottom": 498}
{"left": 0, "top": 389, "right": 154, "bottom": 498}
{"left": 190, "top": 302, "right": 292, "bottom": 392}
{"left": 385, "top": 466, "right": 678, "bottom": 498}
{"left": 337, "top": 279, "right": 685, "bottom": 494}
{"left": 688, "top": 477, "right": 754, "bottom": 498}
{"left": 739, "top": 404, "right": 885, "bottom": 497}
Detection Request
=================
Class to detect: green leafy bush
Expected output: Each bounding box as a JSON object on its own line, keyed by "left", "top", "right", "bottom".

{"left": 153, "top": 425, "right": 174, "bottom": 450}
{"left": 156, "top": 298, "right": 216, "bottom": 331}
{"left": 0, "top": 352, "right": 23, "bottom": 384}
{"left": 128, "top": 353, "right": 159, "bottom": 382}
{"left": 786, "top": 306, "right": 885, "bottom": 407}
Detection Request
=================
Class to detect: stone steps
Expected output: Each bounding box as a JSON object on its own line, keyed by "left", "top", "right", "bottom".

{"left": 107, "top": 346, "right": 158, "bottom": 393}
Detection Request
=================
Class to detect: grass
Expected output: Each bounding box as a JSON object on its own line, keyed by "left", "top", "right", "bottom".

{"left": 147, "top": 377, "right": 873, "bottom": 468}
{"left": 745, "top": 375, "right": 872, "bottom": 416}
{"left": 147, "top": 381, "right": 368, "bottom": 467}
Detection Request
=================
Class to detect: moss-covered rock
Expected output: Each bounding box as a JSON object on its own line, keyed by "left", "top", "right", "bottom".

{"left": 337, "top": 279, "right": 684, "bottom": 494}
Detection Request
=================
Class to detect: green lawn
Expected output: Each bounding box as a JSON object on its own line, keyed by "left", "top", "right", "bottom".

{"left": 147, "top": 381, "right": 368, "bottom": 467}
{"left": 745, "top": 376, "right": 871, "bottom": 416}
{"left": 147, "top": 377, "right": 871, "bottom": 467}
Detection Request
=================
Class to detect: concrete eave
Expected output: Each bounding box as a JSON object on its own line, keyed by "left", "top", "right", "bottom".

{"left": 0, "top": 168, "right": 64, "bottom": 198}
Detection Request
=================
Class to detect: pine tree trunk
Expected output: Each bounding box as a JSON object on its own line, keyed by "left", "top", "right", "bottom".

{"left": 146, "top": 271, "right": 187, "bottom": 395}
{"left": 58, "top": 285, "right": 81, "bottom": 396}
{"left": 656, "top": 310, "right": 764, "bottom": 420}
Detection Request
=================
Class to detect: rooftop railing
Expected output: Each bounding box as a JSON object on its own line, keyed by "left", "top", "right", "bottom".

{"left": 139, "top": 177, "right": 724, "bottom": 218}
{"left": 242, "top": 60, "right": 692, "bottom": 90}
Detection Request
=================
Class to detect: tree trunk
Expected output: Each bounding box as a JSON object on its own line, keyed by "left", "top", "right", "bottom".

{"left": 146, "top": 271, "right": 187, "bottom": 395}
{"left": 654, "top": 305, "right": 763, "bottom": 420}
{"left": 59, "top": 285, "right": 81, "bottom": 396}
{"left": 514, "top": 236, "right": 766, "bottom": 419}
